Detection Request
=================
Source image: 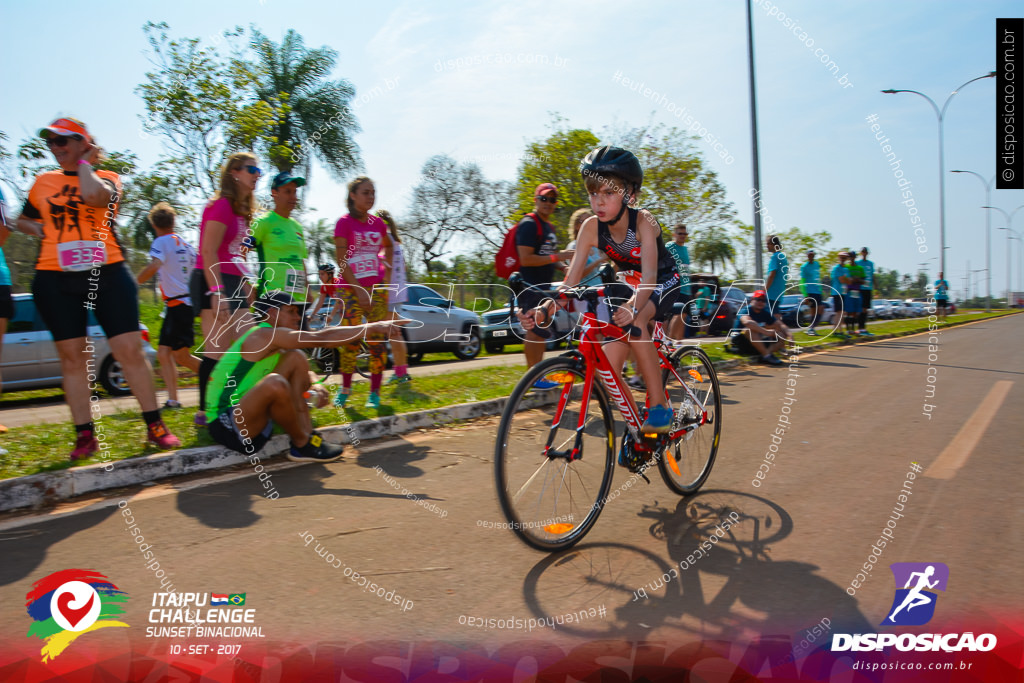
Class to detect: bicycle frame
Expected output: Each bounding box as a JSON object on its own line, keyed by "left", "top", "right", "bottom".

{"left": 539, "top": 297, "right": 710, "bottom": 466}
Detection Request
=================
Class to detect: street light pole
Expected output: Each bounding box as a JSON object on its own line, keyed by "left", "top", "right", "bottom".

{"left": 983, "top": 204, "right": 1024, "bottom": 305}
{"left": 951, "top": 170, "right": 994, "bottom": 311}
{"left": 882, "top": 72, "right": 996, "bottom": 279}
{"left": 746, "top": 0, "right": 764, "bottom": 281}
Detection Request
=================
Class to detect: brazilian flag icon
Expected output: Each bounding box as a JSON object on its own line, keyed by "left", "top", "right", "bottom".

{"left": 228, "top": 593, "right": 246, "bottom": 606}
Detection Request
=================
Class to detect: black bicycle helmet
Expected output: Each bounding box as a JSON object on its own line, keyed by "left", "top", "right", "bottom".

{"left": 579, "top": 146, "right": 643, "bottom": 193}
{"left": 318, "top": 263, "right": 336, "bottom": 272}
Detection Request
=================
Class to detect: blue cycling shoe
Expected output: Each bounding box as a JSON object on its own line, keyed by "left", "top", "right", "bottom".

{"left": 641, "top": 404, "right": 673, "bottom": 434}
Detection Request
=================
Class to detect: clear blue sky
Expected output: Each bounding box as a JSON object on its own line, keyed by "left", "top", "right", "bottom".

{"left": 1, "top": 0, "right": 1022, "bottom": 298}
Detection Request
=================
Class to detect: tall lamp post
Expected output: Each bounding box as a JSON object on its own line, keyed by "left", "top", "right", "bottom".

{"left": 881, "top": 72, "right": 996, "bottom": 278}
{"left": 746, "top": 0, "right": 763, "bottom": 280}
{"left": 999, "top": 227, "right": 1023, "bottom": 306}
{"left": 950, "top": 170, "right": 994, "bottom": 311}
{"left": 982, "top": 204, "right": 1024, "bottom": 306}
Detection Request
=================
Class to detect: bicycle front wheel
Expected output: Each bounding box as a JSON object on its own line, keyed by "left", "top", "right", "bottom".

{"left": 658, "top": 346, "right": 722, "bottom": 495}
{"left": 494, "top": 356, "right": 615, "bottom": 551}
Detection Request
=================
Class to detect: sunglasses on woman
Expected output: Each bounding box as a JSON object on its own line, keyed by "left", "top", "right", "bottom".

{"left": 45, "top": 135, "right": 83, "bottom": 148}
{"left": 243, "top": 165, "right": 262, "bottom": 176}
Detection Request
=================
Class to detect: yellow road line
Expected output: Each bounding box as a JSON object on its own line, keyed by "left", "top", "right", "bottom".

{"left": 924, "top": 380, "right": 1013, "bottom": 480}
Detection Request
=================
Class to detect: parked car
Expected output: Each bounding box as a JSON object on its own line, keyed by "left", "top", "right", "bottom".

{"left": 903, "top": 300, "right": 928, "bottom": 317}
{"left": 772, "top": 294, "right": 815, "bottom": 327}
{"left": 673, "top": 274, "right": 748, "bottom": 336}
{"left": 1, "top": 293, "right": 157, "bottom": 395}
{"left": 888, "top": 299, "right": 910, "bottom": 317}
{"left": 481, "top": 305, "right": 576, "bottom": 353}
{"left": 393, "top": 284, "right": 483, "bottom": 362}
{"left": 871, "top": 300, "right": 894, "bottom": 319}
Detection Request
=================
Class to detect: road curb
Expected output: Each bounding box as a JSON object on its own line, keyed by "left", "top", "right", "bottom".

{"left": 0, "top": 392, "right": 554, "bottom": 513}
{"left": 0, "top": 311, "right": 1014, "bottom": 512}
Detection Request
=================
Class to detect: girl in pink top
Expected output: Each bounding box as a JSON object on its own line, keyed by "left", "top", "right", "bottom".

{"left": 189, "top": 152, "right": 259, "bottom": 423}
{"left": 332, "top": 176, "right": 392, "bottom": 409}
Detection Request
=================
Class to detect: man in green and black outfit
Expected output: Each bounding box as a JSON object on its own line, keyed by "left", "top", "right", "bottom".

{"left": 206, "top": 292, "right": 403, "bottom": 462}
{"left": 252, "top": 172, "right": 310, "bottom": 307}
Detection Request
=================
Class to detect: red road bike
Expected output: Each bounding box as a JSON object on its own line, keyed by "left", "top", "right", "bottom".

{"left": 494, "top": 284, "right": 722, "bottom": 551}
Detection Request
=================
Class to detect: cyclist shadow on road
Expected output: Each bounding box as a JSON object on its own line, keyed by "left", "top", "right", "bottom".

{"left": 636, "top": 489, "right": 874, "bottom": 639}
{"left": 520, "top": 490, "right": 872, "bottom": 641}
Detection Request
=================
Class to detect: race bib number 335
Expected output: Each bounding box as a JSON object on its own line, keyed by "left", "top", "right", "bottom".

{"left": 58, "top": 241, "right": 106, "bottom": 271}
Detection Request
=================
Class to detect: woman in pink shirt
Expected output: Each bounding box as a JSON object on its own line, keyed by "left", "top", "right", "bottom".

{"left": 332, "top": 176, "right": 392, "bottom": 409}
{"left": 189, "top": 152, "right": 259, "bottom": 424}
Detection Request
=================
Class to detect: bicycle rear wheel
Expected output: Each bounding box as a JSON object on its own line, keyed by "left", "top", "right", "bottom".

{"left": 658, "top": 346, "right": 722, "bottom": 495}
{"left": 494, "top": 356, "right": 615, "bottom": 551}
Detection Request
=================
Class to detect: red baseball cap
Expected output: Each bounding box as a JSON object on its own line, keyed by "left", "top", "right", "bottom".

{"left": 535, "top": 182, "right": 558, "bottom": 197}
{"left": 38, "top": 117, "right": 91, "bottom": 143}
{"left": 752, "top": 290, "right": 768, "bottom": 300}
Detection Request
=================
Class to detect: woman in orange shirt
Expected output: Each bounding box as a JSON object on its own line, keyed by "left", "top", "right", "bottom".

{"left": 17, "top": 118, "right": 180, "bottom": 459}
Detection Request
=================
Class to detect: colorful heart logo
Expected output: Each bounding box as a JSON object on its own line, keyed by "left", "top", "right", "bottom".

{"left": 57, "top": 590, "right": 95, "bottom": 629}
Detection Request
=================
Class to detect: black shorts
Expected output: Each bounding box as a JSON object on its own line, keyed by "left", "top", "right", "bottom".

{"left": 935, "top": 298, "right": 949, "bottom": 309}
{"left": 208, "top": 410, "right": 274, "bottom": 454}
{"left": 159, "top": 303, "right": 196, "bottom": 350}
{"left": 833, "top": 294, "right": 845, "bottom": 315}
{"left": 32, "top": 263, "right": 140, "bottom": 342}
{"left": 0, "top": 285, "right": 12, "bottom": 320}
{"left": 189, "top": 269, "right": 249, "bottom": 313}
{"left": 860, "top": 288, "right": 872, "bottom": 309}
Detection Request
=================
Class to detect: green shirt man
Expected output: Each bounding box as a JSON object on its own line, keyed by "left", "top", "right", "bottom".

{"left": 252, "top": 172, "right": 309, "bottom": 301}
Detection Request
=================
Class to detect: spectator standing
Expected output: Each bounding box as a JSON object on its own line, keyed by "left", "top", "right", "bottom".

{"left": 18, "top": 117, "right": 180, "bottom": 457}
{"left": 829, "top": 252, "right": 851, "bottom": 339}
{"left": 665, "top": 224, "right": 693, "bottom": 340}
{"left": 857, "top": 247, "right": 875, "bottom": 335}
{"left": 934, "top": 272, "right": 951, "bottom": 321}
{"left": 845, "top": 249, "right": 865, "bottom": 336}
{"left": 136, "top": 203, "right": 200, "bottom": 409}
{"left": 0, "top": 186, "right": 13, "bottom": 447}
{"left": 378, "top": 210, "right": 411, "bottom": 385}
{"left": 514, "top": 183, "right": 573, "bottom": 379}
{"left": 251, "top": 172, "right": 309, "bottom": 306}
{"left": 190, "top": 152, "right": 260, "bottom": 426}
{"left": 332, "top": 176, "right": 391, "bottom": 409}
{"left": 765, "top": 234, "right": 789, "bottom": 315}
{"left": 800, "top": 249, "right": 822, "bottom": 335}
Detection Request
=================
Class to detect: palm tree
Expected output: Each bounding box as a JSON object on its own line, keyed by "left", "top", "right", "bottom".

{"left": 248, "top": 29, "right": 362, "bottom": 178}
{"left": 304, "top": 218, "right": 335, "bottom": 268}
{"left": 692, "top": 227, "right": 736, "bottom": 275}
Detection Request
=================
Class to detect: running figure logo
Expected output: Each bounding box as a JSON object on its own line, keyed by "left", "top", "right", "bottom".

{"left": 882, "top": 562, "right": 949, "bottom": 626}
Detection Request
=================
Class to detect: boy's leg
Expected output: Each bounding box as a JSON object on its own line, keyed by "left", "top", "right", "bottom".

{"left": 173, "top": 346, "right": 201, "bottom": 373}
{"left": 157, "top": 345, "right": 178, "bottom": 402}
{"left": 629, "top": 300, "right": 667, "bottom": 409}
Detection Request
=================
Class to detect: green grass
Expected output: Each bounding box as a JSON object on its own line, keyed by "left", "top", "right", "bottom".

{"left": 0, "top": 365, "right": 528, "bottom": 480}
{"left": 0, "top": 308, "right": 1017, "bottom": 480}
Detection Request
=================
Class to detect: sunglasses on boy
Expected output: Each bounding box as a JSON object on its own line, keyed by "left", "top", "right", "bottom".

{"left": 537, "top": 195, "right": 558, "bottom": 204}
{"left": 45, "top": 135, "right": 83, "bottom": 148}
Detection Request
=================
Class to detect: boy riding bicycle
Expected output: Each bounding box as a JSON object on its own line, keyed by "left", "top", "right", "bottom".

{"left": 518, "top": 146, "right": 681, "bottom": 436}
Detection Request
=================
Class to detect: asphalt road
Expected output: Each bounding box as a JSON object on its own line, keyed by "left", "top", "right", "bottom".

{"left": 1, "top": 314, "right": 1019, "bottom": 666}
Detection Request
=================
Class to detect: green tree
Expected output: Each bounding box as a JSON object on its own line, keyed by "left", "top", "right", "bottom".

{"left": 248, "top": 28, "right": 361, "bottom": 177}
{"left": 304, "top": 218, "right": 335, "bottom": 269}
{"left": 611, "top": 122, "right": 736, "bottom": 232}
{"left": 874, "top": 268, "right": 899, "bottom": 297}
{"left": 512, "top": 124, "right": 600, "bottom": 244}
{"left": 137, "top": 22, "right": 257, "bottom": 199}
{"left": 691, "top": 226, "right": 736, "bottom": 274}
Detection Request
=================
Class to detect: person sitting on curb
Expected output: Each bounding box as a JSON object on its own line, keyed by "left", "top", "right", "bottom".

{"left": 730, "top": 289, "right": 791, "bottom": 366}
{"left": 205, "top": 291, "right": 405, "bottom": 462}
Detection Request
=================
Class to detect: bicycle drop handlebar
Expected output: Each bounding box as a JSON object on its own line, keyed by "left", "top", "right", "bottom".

{"left": 507, "top": 273, "right": 643, "bottom": 339}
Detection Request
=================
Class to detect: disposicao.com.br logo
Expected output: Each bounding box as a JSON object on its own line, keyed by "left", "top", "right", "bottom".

{"left": 832, "top": 562, "right": 996, "bottom": 653}
{"left": 25, "top": 569, "right": 129, "bottom": 662}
